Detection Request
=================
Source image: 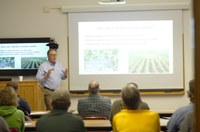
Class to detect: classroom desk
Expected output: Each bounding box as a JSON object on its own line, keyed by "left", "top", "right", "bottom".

{"left": 25, "top": 119, "right": 112, "bottom": 131}
{"left": 25, "top": 118, "right": 168, "bottom": 132}
{"left": 30, "top": 110, "right": 76, "bottom": 119}
{"left": 84, "top": 120, "right": 112, "bottom": 131}
{"left": 30, "top": 111, "right": 50, "bottom": 119}
{"left": 29, "top": 110, "right": 171, "bottom": 131}
{"left": 30, "top": 110, "right": 174, "bottom": 119}
{"left": 160, "top": 118, "right": 169, "bottom": 132}
{"left": 155, "top": 110, "right": 174, "bottom": 118}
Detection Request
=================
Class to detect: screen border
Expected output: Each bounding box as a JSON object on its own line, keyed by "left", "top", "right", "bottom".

{"left": 0, "top": 37, "right": 50, "bottom": 76}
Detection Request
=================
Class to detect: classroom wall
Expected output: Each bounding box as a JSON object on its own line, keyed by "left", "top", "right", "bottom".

{"left": 0, "top": 0, "right": 193, "bottom": 111}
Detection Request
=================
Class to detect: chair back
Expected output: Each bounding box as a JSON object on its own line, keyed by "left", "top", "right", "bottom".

{"left": 82, "top": 115, "right": 107, "bottom": 120}
{"left": 9, "top": 128, "right": 19, "bottom": 132}
{"left": 82, "top": 115, "right": 110, "bottom": 132}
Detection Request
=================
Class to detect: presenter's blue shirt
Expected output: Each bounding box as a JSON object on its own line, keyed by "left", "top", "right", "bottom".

{"left": 36, "top": 61, "right": 66, "bottom": 89}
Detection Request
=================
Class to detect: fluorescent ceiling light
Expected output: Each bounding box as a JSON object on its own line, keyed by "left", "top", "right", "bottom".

{"left": 98, "top": 0, "right": 126, "bottom": 5}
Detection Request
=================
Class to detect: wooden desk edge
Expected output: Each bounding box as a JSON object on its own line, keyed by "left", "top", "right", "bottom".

{"left": 71, "top": 91, "right": 184, "bottom": 96}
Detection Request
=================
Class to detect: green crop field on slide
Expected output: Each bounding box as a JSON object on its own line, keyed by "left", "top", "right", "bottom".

{"left": 129, "top": 50, "right": 170, "bottom": 74}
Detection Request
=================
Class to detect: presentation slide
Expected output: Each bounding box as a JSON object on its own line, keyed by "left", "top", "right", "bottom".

{"left": 0, "top": 43, "right": 49, "bottom": 69}
{"left": 79, "top": 21, "right": 173, "bottom": 75}
{"left": 68, "top": 10, "right": 183, "bottom": 90}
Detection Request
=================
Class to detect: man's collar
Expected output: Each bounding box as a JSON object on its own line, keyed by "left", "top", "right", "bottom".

{"left": 48, "top": 60, "right": 56, "bottom": 66}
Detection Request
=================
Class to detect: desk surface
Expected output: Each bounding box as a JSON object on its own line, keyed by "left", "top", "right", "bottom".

{"left": 25, "top": 119, "right": 112, "bottom": 131}
{"left": 160, "top": 118, "right": 169, "bottom": 126}
{"left": 31, "top": 110, "right": 174, "bottom": 116}
{"left": 25, "top": 118, "right": 168, "bottom": 131}
{"left": 30, "top": 111, "right": 50, "bottom": 116}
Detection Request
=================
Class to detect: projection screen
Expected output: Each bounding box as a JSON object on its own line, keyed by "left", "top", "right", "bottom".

{"left": 68, "top": 10, "right": 183, "bottom": 91}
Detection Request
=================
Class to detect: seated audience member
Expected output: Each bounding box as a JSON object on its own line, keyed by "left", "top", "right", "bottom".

{"left": 77, "top": 80, "right": 111, "bottom": 118}
{"left": 110, "top": 82, "right": 149, "bottom": 122}
{"left": 5, "top": 81, "right": 32, "bottom": 120}
{"left": 179, "top": 111, "right": 194, "bottom": 132}
{"left": 167, "top": 79, "right": 195, "bottom": 132}
{"left": 0, "top": 88, "right": 25, "bottom": 132}
{"left": 36, "top": 88, "right": 86, "bottom": 132}
{"left": 0, "top": 116, "right": 9, "bottom": 132}
{"left": 112, "top": 85, "right": 160, "bottom": 132}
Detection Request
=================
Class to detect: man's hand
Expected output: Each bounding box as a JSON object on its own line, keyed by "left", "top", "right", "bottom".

{"left": 63, "top": 68, "right": 68, "bottom": 78}
{"left": 44, "top": 68, "right": 54, "bottom": 80}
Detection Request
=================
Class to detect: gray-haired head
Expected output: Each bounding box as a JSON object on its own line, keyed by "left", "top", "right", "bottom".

{"left": 51, "top": 88, "right": 71, "bottom": 110}
{"left": 88, "top": 80, "right": 100, "bottom": 94}
{"left": 5, "top": 82, "right": 18, "bottom": 91}
{"left": 121, "top": 85, "right": 141, "bottom": 110}
{"left": 188, "top": 79, "right": 195, "bottom": 102}
{"left": 0, "top": 88, "right": 18, "bottom": 107}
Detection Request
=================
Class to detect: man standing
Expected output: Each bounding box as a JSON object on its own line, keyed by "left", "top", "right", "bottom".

{"left": 77, "top": 80, "right": 111, "bottom": 118}
{"left": 36, "top": 49, "right": 68, "bottom": 110}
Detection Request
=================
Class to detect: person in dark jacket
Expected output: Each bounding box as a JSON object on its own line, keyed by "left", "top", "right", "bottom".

{"left": 36, "top": 88, "right": 86, "bottom": 132}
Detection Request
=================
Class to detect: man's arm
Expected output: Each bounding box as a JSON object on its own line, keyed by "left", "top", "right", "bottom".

{"left": 179, "top": 112, "right": 193, "bottom": 132}
{"left": 77, "top": 100, "right": 82, "bottom": 114}
{"left": 36, "top": 65, "right": 46, "bottom": 82}
{"left": 110, "top": 100, "right": 122, "bottom": 122}
{"left": 61, "top": 68, "right": 68, "bottom": 80}
{"left": 18, "top": 98, "right": 31, "bottom": 114}
{"left": 36, "top": 65, "right": 53, "bottom": 82}
{"left": 166, "top": 110, "right": 180, "bottom": 132}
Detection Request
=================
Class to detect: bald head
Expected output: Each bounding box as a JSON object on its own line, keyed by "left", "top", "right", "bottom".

{"left": 126, "top": 82, "right": 138, "bottom": 89}
{"left": 88, "top": 80, "right": 100, "bottom": 94}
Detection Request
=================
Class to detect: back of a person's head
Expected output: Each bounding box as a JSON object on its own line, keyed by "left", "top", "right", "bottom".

{"left": 0, "top": 88, "right": 18, "bottom": 107}
{"left": 88, "top": 80, "right": 99, "bottom": 94}
{"left": 121, "top": 85, "right": 141, "bottom": 110}
{"left": 5, "top": 82, "right": 18, "bottom": 91}
{"left": 126, "top": 82, "right": 138, "bottom": 89}
{"left": 188, "top": 79, "right": 195, "bottom": 102}
{"left": 51, "top": 88, "right": 71, "bottom": 110}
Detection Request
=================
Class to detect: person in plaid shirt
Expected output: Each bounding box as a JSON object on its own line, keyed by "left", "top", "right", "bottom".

{"left": 77, "top": 80, "right": 111, "bottom": 118}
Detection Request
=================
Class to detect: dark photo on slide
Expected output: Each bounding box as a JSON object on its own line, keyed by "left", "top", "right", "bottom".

{"left": 0, "top": 57, "right": 15, "bottom": 68}
{"left": 21, "top": 57, "right": 47, "bottom": 69}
